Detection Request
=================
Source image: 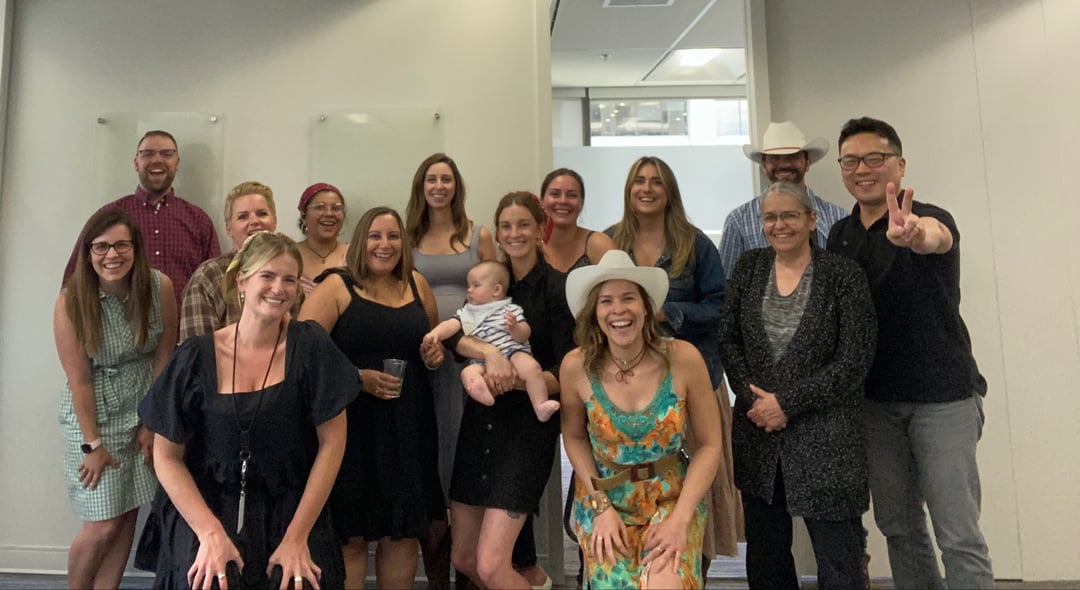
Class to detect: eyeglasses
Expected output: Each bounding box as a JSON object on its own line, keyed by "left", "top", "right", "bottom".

{"left": 838, "top": 152, "right": 899, "bottom": 171}
{"left": 89, "top": 240, "right": 134, "bottom": 255}
{"left": 308, "top": 203, "right": 346, "bottom": 214}
{"left": 136, "top": 149, "right": 178, "bottom": 159}
{"left": 762, "top": 211, "right": 805, "bottom": 226}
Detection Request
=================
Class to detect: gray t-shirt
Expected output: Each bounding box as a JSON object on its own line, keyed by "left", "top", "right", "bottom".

{"left": 761, "top": 261, "right": 814, "bottom": 363}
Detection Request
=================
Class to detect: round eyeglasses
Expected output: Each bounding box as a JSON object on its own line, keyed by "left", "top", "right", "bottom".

{"left": 308, "top": 203, "right": 346, "bottom": 215}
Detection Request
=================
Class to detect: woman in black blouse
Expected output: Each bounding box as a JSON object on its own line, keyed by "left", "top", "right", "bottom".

{"left": 139, "top": 232, "right": 359, "bottom": 590}
{"left": 446, "top": 192, "right": 575, "bottom": 589}
{"left": 719, "top": 181, "right": 876, "bottom": 590}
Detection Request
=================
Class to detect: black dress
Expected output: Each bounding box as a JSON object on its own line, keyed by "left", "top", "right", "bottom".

{"left": 327, "top": 271, "right": 444, "bottom": 541}
{"left": 449, "top": 261, "right": 575, "bottom": 514}
{"left": 137, "top": 320, "right": 360, "bottom": 590}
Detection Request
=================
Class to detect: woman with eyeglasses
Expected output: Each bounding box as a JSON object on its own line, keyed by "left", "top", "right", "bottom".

{"left": 297, "top": 182, "right": 349, "bottom": 294}
{"left": 54, "top": 209, "right": 178, "bottom": 589}
{"left": 719, "top": 181, "right": 876, "bottom": 589}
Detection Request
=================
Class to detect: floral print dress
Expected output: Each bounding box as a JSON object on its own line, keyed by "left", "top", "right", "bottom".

{"left": 572, "top": 372, "right": 706, "bottom": 589}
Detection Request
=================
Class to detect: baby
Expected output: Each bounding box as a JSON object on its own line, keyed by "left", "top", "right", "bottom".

{"left": 424, "top": 260, "right": 560, "bottom": 422}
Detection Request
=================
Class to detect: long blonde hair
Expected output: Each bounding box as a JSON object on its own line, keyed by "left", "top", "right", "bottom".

{"left": 573, "top": 280, "right": 669, "bottom": 376}
{"left": 609, "top": 156, "right": 697, "bottom": 278}
{"left": 64, "top": 209, "right": 154, "bottom": 357}
{"left": 405, "top": 153, "right": 470, "bottom": 250}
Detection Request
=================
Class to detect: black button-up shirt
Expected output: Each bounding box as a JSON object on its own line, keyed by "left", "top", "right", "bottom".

{"left": 827, "top": 200, "right": 985, "bottom": 403}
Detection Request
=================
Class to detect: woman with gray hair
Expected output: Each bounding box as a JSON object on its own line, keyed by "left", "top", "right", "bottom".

{"left": 719, "top": 181, "right": 877, "bottom": 589}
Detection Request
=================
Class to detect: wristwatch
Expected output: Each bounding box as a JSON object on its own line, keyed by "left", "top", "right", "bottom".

{"left": 81, "top": 438, "right": 102, "bottom": 454}
{"left": 585, "top": 491, "right": 612, "bottom": 516}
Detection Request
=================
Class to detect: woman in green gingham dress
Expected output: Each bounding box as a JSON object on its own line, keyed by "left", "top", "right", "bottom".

{"left": 54, "top": 210, "right": 177, "bottom": 589}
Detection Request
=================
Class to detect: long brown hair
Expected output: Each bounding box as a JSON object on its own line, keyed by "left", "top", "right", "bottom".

{"left": 405, "top": 153, "right": 470, "bottom": 250}
{"left": 345, "top": 207, "right": 413, "bottom": 292}
{"left": 573, "top": 281, "right": 669, "bottom": 376}
{"left": 64, "top": 209, "right": 154, "bottom": 357}
{"left": 609, "top": 156, "right": 697, "bottom": 278}
{"left": 493, "top": 191, "right": 546, "bottom": 271}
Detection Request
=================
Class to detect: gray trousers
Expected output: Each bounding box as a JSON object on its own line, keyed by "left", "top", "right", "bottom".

{"left": 864, "top": 395, "right": 994, "bottom": 589}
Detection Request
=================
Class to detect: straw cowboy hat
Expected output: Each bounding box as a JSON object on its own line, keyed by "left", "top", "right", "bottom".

{"left": 565, "top": 250, "right": 669, "bottom": 319}
{"left": 743, "top": 121, "right": 829, "bottom": 164}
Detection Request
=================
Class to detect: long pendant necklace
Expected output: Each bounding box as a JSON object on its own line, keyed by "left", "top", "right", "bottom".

{"left": 303, "top": 240, "right": 336, "bottom": 263}
{"left": 231, "top": 320, "right": 284, "bottom": 534}
{"left": 608, "top": 346, "right": 647, "bottom": 383}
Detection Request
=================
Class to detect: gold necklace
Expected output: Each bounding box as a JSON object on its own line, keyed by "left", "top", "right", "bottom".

{"left": 303, "top": 241, "right": 336, "bottom": 263}
{"left": 608, "top": 346, "right": 646, "bottom": 383}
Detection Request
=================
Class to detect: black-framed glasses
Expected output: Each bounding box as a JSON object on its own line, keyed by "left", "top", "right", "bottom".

{"left": 89, "top": 240, "right": 134, "bottom": 255}
{"left": 762, "top": 211, "right": 804, "bottom": 226}
{"left": 838, "top": 152, "right": 899, "bottom": 171}
{"left": 136, "top": 149, "right": 178, "bottom": 159}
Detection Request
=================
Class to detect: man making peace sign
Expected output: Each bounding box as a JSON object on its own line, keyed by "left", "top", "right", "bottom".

{"left": 827, "top": 117, "right": 993, "bottom": 590}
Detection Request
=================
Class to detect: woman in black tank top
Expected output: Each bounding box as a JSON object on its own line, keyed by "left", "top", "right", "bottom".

{"left": 299, "top": 207, "right": 445, "bottom": 590}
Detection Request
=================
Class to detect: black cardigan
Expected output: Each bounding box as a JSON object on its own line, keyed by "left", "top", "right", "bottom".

{"left": 719, "top": 247, "right": 876, "bottom": 519}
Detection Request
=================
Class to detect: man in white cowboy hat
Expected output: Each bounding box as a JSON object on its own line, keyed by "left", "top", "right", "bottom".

{"left": 717, "top": 121, "right": 849, "bottom": 279}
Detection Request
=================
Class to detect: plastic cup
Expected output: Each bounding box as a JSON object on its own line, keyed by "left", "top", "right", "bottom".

{"left": 383, "top": 358, "right": 406, "bottom": 397}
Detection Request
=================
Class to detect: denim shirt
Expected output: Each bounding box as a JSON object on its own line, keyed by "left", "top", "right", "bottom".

{"left": 606, "top": 228, "right": 727, "bottom": 389}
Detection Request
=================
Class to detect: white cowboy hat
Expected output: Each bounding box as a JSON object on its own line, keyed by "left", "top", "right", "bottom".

{"left": 565, "top": 250, "right": 669, "bottom": 319}
{"left": 743, "top": 121, "right": 829, "bottom": 164}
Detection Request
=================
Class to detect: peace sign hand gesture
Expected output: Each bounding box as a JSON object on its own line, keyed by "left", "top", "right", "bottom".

{"left": 885, "top": 183, "right": 924, "bottom": 248}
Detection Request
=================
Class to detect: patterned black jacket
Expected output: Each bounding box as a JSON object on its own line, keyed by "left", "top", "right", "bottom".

{"left": 719, "top": 246, "right": 876, "bottom": 519}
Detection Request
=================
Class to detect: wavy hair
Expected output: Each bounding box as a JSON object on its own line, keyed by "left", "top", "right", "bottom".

{"left": 608, "top": 156, "right": 697, "bottom": 278}
{"left": 573, "top": 280, "right": 669, "bottom": 376}
{"left": 405, "top": 153, "right": 470, "bottom": 250}
{"left": 224, "top": 181, "right": 276, "bottom": 225}
{"left": 64, "top": 209, "right": 154, "bottom": 357}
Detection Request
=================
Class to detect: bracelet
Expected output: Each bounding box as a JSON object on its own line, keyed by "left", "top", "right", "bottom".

{"left": 586, "top": 491, "right": 612, "bottom": 516}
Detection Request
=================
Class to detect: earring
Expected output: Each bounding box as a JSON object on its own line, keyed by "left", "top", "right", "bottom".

{"left": 239, "top": 291, "right": 246, "bottom": 304}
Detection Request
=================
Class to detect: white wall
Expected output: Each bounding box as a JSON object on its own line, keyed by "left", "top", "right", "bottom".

{"left": 0, "top": 0, "right": 552, "bottom": 572}
{"left": 765, "top": 0, "right": 1080, "bottom": 581}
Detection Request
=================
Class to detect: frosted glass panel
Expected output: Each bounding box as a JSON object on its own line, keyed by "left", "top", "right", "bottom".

{"left": 553, "top": 145, "right": 754, "bottom": 243}
{"left": 95, "top": 112, "right": 225, "bottom": 231}
{"left": 310, "top": 109, "right": 445, "bottom": 214}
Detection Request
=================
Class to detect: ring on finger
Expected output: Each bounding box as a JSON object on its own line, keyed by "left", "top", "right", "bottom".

{"left": 216, "top": 572, "right": 226, "bottom": 580}
{"left": 293, "top": 575, "right": 303, "bottom": 582}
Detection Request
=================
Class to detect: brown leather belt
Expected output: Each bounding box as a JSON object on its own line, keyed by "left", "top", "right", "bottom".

{"left": 590, "top": 449, "right": 688, "bottom": 491}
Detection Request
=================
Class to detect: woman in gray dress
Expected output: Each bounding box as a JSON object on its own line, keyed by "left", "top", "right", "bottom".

{"left": 405, "top": 153, "right": 497, "bottom": 588}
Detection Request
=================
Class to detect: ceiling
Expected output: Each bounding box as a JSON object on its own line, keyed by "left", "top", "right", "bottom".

{"left": 549, "top": 0, "right": 747, "bottom": 88}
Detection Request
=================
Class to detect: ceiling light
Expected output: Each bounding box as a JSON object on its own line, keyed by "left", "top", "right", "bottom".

{"left": 679, "top": 48, "right": 723, "bottom": 68}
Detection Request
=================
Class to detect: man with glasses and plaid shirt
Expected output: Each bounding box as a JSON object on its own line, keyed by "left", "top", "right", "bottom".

{"left": 718, "top": 121, "right": 849, "bottom": 280}
{"left": 63, "top": 130, "right": 220, "bottom": 306}
{"left": 828, "top": 117, "right": 993, "bottom": 589}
